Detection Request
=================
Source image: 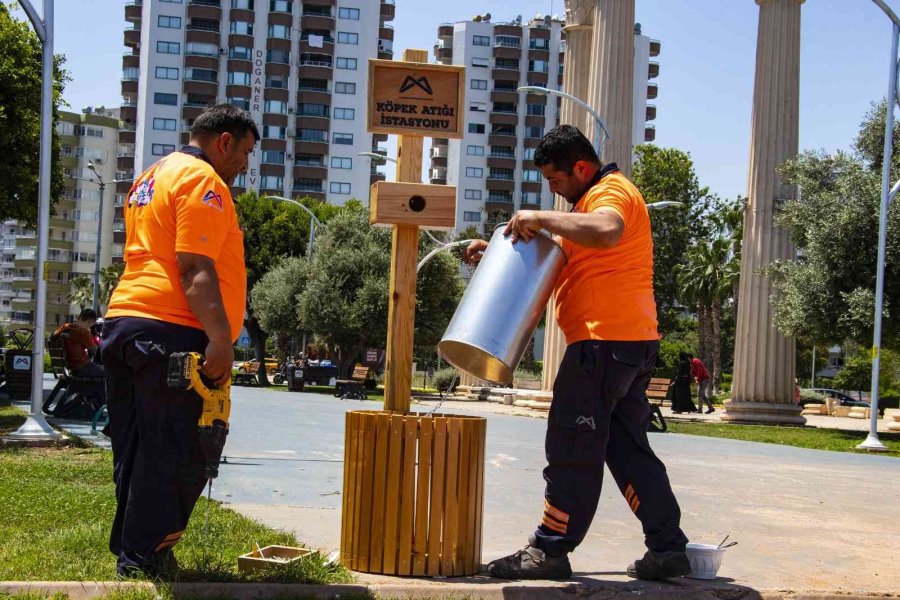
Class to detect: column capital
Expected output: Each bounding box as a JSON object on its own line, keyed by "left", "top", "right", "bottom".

{"left": 564, "top": 0, "right": 596, "bottom": 27}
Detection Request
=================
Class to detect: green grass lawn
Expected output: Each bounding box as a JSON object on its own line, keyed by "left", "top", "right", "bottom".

{"left": 0, "top": 405, "right": 351, "bottom": 584}
{"left": 667, "top": 420, "right": 900, "bottom": 455}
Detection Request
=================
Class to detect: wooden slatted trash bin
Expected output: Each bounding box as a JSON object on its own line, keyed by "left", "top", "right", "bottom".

{"left": 341, "top": 410, "right": 486, "bottom": 576}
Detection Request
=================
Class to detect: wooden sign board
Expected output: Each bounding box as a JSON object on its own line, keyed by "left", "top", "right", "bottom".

{"left": 370, "top": 182, "right": 457, "bottom": 230}
{"left": 368, "top": 59, "right": 466, "bottom": 139}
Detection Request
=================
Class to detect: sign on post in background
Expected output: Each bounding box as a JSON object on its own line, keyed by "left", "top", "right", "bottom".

{"left": 368, "top": 59, "right": 466, "bottom": 139}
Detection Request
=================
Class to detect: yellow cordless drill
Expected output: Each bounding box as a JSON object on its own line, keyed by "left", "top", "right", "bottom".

{"left": 166, "top": 352, "right": 231, "bottom": 480}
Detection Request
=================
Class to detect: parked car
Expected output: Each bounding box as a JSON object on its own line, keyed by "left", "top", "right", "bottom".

{"left": 811, "top": 388, "right": 870, "bottom": 408}
{"left": 236, "top": 357, "right": 279, "bottom": 375}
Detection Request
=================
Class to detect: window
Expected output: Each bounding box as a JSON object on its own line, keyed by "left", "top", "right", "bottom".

{"left": 522, "top": 191, "right": 541, "bottom": 204}
{"left": 264, "top": 100, "right": 287, "bottom": 114}
{"left": 155, "top": 66, "right": 179, "bottom": 80}
{"left": 336, "top": 57, "right": 358, "bottom": 70}
{"left": 262, "top": 150, "right": 284, "bottom": 165}
{"left": 158, "top": 15, "right": 181, "bottom": 28}
{"left": 269, "top": 0, "right": 292, "bottom": 12}
{"left": 464, "top": 189, "right": 482, "bottom": 200}
{"left": 157, "top": 41, "right": 181, "bottom": 54}
{"left": 335, "top": 82, "right": 356, "bottom": 94}
{"left": 470, "top": 79, "right": 488, "bottom": 90}
{"left": 154, "top": 92, "right": 178, "bottom": 105}
{"left": 495, "top": 35, "right": 521, "bottom": 48}
{"left": 471, "top": 56, "right": 489, "bottom": 68}
{"left": 123, "top": 67, "right": 140, "bottom": 80}
{"left": 234, "top": 173, "right": 246, "bottom": 187}
{"left": 230, "top": 46, "right": 252, "bottom": 60}
{"left": 528, "top": 60, "right": 549, "bottom": 73}
{"left": 526, "top": 103, "right": 546, "bottom": 116}
{"left": 463, "top": 211, "right": 482, "bottom": 222}
{"left": 186, "top": 68, "right": 217, "bottom": 82}
{"left": 298, "top": 77, "right": 328, "bottom": 91}
{"left": 298, "top": 103, "right": 329, "bottom": 117}
{"left": 473, "top": 35, "right": 490, "bottom": 46}
{"left": 262, "top": 125, "right": 285, "bottom": 139}
{"left": 333, "top": 107, "right": 355, "bottom": 120}
{"left": 525, "top": 126, "right": 544, "bottom": 138}
{"left": 523, "top": 169, "right": 542, "bottom": 182}
{"left": 338, "top": 7, "right": 360, "bottom": 19}
{"left": 268, "top": 24, "right": 290, "bottom": 39}
{"left": 231, "top": 0, "right": 253, "bottom": 8}
{"left": 529, "top": 37, "right": 549, "bottom": 50}
{"left": 265, "top": 74, "right": 287, "bottom": 88}
{"left": 468, "top": 123, "right": 485, "bottom": 134}
{"left": 333, "top": 132, "right": 353, "bottom": 144}
{"left": 298, "top": 129, "right": 327, "bottom": 141}
{"left": 495, "top": 58, "right": 519, "bottom": 70}
{"left": 466, "top": 167, "right": 483, "bottom": 178}
{"left": 523, "top": 147, "right": 536, "bottom": 160}
{"left": 153, "top": 118, "right": 177, "bottom": 131}
{"left": 466, "top": 145, "right": 484, "bottom": 156}
{"left": 261, "top": 175, "right": 283, "bottom": 189}
{"left": 267, "top": 49, "right": 290, "bottom": 64}
{"left": 161, "top": 0, "right": 182, "bottom": 3}
{"left": 331, "top": 156, "right": 352, "bottom": 169}
{"left": 228, "top": 97, "right": 250, "bottom": 110}
{"left": 296, "top": 153, "right": 324, "bottom": 167}
{"left": 330, "top": 182, "right": 351, "bottom": 194}
{"left": 469, "top": 102, "right": 486, "bottom": 112}
{"left": 337, "top": 31, "right": 358, "bottom": 44}
{"left": 152, "top": 144, "right": 176, "bottom": 156}
{"left": 186, "top": 42, "right": 218, "bottom": 56}
{"left": 228, "top": 71, "right": 251, "bottom": 86}
{"left": 230, "top": 21, "right": 253, "bottom": 35}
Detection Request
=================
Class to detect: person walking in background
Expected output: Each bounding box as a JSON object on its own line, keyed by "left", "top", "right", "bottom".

{"left": 690, "top": 354, "right": 714, "bottom": 414}
{"left": 671, "top": 352, "right": 696, "bottom": 414}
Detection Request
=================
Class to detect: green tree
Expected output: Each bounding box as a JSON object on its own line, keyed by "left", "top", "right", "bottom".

{"left": 769, "top": 100, "right": 900, "bottom": 348}
{"left": 98, "top": 262, "right": 125, "bottom": 309}
{"left": 67, "top": 275, "right": 93, "bottom": 310}
{"left": 632, "top": 145, "right": 712, "bottom": 331}
{"left": 250, "top": 256, "right": 310, "bottom": 360}
{"left": 297, "top": 203, "right": 463, "bottom": 376}
{"left": 235, "top": 191, "right": 340, "bottom": 383}
{"left": 0, "top": 2, "right": 69, "bottom": 224}
{"left": 832, "top": 349, "right": 898, "bottom": 398}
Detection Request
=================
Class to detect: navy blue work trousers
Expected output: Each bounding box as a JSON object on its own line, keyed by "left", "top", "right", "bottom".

{"left": 534, "top": 340, "right": 689, "bottom": 557}
{"left": 101, "top": 316, "right": 209, "bottom": 575}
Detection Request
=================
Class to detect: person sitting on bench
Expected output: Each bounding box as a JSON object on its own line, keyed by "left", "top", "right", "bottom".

{"left": 53, "top": 308, "right": 106, "bottom": 398}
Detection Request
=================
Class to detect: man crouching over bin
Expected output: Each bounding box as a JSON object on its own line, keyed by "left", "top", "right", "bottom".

{"left": 465, "top": 125, "right": 691, "bottom": 581}
{"left": 102, "top": 104, "right": 258, "bottom": 578}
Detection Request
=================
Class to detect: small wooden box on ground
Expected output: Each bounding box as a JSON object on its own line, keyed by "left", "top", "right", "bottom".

{"left": 369, "top": 181, "right": 456, "bottom": 229}
{"left": 237, "top": 546, "right": 312, "bottom": 572}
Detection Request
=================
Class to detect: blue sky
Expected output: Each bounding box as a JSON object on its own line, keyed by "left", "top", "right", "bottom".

{"left": 29, "top": 0, "right": 899, "bottom": 199}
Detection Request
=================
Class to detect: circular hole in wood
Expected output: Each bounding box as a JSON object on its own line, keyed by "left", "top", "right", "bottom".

{"left": 409, "top": 195, "right": 426, "bottom": 212}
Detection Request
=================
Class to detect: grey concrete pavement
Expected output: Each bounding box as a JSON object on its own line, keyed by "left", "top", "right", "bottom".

{"left": 213, "top": 386, "right": 900, "bottom": 595}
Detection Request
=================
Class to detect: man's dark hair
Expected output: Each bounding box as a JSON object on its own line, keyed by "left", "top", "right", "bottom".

{"left": 533, "top": 125, "right": 600, "bottom": 174}
{"left": 191, "top": 104, "right": 260, "bottom": 143}
{"left": 78, "top": 308, "right": 97, "bottom": 321}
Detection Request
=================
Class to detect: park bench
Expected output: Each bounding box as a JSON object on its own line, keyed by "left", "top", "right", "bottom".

{"left": 334, "top": 364, "right": 370, "bottom": 400}
{"left": 232, "top": 372, "right": 259, "bottom": 386}
{"left": 43, "top": 332, "right": 106, "bottom": 422}
{"left": 645, "top": 377, "right": 672, "bottom": 433}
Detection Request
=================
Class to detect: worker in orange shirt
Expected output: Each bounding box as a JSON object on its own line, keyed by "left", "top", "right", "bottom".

{"left": 467, "top": 125, "right": 690, "bottom": 582}
{"left": 101, "top": 105, "right": 258, "bottom": 578}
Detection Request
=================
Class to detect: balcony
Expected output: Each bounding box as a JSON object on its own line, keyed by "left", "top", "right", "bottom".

{"left": 647, "top": 82, "right": 658, "bottom": 99}
{"left": 125, "top": 0, "right": 142, "bottom": 23}
{"left": 186, "top": 21, "right": 219, "bottom": 32}
{"left": 113, "top": 219, "right": 126, "bottom": 232}
{"left": 645, "top": 124, "right": 656, "bottom": 142}
{"left": 187, "top": 0, "right": 222, "bottom": 20}
{"left": 430, "top": 146, "right": 448, "bottom": 158}
{"left": 430, "top": 167, "right": 447, "bottom": 183}
{"left": 438, "top": 23, "right": 453, "bottom": 38}
{"left": 124, "top": 25, "right": 140, "bottom": 48}
{"left": 381, "top": 0, "right": 395, "bottom": 20}
{"left": 648, "top": 60, "right": 659, "bottom": 79}
{"left": 301, "top": 11, "right": 335, "bottom": 31}
{"left": 646, "top": 103, "right": 656, "bottom": 121}
{"left": 487, "top": 169, "right": 514, "bottom": 181}
{"left": 649, "top": 39, "right": 661, "bottom": 57}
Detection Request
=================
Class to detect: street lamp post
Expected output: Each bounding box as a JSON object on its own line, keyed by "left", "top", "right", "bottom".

{"left": 8, "top": 0, "right": 56, "bottom": 441}
{"left": 516, "top": 86, "right": 612, "bottom": 156}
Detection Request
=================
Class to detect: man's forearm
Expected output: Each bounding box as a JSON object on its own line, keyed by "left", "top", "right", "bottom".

{"left": 181, "top": 265, "right": 232, "bottom": 342}
{"left": 537, "top": 210, "right": 623, "bottom": 248}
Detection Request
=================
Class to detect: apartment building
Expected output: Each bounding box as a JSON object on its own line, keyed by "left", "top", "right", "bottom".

{"left": 0, "top": 108, "right": 120, "bottom": 328}
{"left": 119, "top": 0, "right": 396, "bottom": 235}
{"left": 431, "top": 15, "right": 660, "bottom": 234}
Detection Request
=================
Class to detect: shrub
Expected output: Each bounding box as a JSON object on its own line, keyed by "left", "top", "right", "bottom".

{"left": 799, "top": 389, "right": 827, "bottom": 404}
{"left": 432, "top": 368, "right": 460, "bottom": 392}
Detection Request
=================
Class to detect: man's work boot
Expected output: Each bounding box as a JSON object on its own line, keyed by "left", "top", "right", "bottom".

{"left": 626, "top": 550, "right": 691, "bottom": 581}
{"left": 487, "top": 543, "right": 572, "bottom": 580}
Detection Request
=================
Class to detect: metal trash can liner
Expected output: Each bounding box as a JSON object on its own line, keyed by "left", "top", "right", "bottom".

{"left": 438, "top": 225, "right": 566, "bottom": 384}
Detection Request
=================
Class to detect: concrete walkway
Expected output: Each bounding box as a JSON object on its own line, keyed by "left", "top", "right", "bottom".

{"left": 212, "top": 386, "right": 899, "bottom": 595}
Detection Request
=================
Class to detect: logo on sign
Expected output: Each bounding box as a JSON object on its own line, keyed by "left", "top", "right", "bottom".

{"left": 399, "top": 75, "right": 432, "bottom": 95}
{"left": 13, "top": 356, "right": 31, "bottom": 371}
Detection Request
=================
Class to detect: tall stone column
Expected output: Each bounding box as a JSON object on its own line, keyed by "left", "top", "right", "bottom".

{"left": 722, "top": 0, "right": 805, "bottom": 425}
{"left": 587, "top": 0, "right": 635, "bottom": 177}
{"left": 541, "top": 0, "right": 596, "bottom": 391}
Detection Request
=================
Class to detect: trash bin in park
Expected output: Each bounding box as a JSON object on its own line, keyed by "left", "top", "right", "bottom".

{"left": 4, "top": 329, "right": 35, "bottom": 400}
{"left": 287, "top": 364, "right": 305, "bottom": 392}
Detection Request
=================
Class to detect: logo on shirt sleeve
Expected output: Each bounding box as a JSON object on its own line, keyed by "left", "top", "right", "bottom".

{"left": 202, "top": 190, "right": 224, "bottom": 211}
{"left": 128, "top": 177, "right": 155, "bottom": 207}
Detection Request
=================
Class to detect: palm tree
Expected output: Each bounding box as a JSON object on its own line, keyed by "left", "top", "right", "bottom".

{"left": 67, "top": 275, "right": 94, "bottom": 311}
{"left": 98, "top": 263, "right": 125, "bottom": 310}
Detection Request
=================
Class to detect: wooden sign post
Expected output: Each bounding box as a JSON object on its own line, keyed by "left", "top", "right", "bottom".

{"left": 368, "top": 49, "right": 464, "bottom": 413}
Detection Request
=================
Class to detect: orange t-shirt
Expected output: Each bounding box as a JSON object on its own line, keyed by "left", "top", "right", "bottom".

{"left": 554, "top": 169, "right": 659, "bottom": 343}
{"left": 52, "top": 322, "right": 95, "bottom": 371}
{"left": 106, "top": 149, "right": 247, "bottom": 341}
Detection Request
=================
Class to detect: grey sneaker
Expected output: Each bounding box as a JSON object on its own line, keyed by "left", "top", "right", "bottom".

{"left": 627, "top": 550, "right": 691, "bottom": 580}
{"left": 487, "top": 544, "right": 572, "bottom": 580}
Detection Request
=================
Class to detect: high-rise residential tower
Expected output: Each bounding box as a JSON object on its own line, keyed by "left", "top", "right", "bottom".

{"left": 431, "top": 15, "right": 659, "bottom": 234}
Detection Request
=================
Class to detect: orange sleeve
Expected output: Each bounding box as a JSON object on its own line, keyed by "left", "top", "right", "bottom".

{"left": 174, "top": 172, "right": 232, "bottom": 260}
{"left": 73, "top": 326, "right": 95, "bottom": 349}
{"left": 583, "top": 179, "right": 634, "bottom": 225}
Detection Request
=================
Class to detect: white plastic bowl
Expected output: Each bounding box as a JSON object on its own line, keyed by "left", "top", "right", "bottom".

{"left": 685, "top": 543, "right": 726, "bottom": 579}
